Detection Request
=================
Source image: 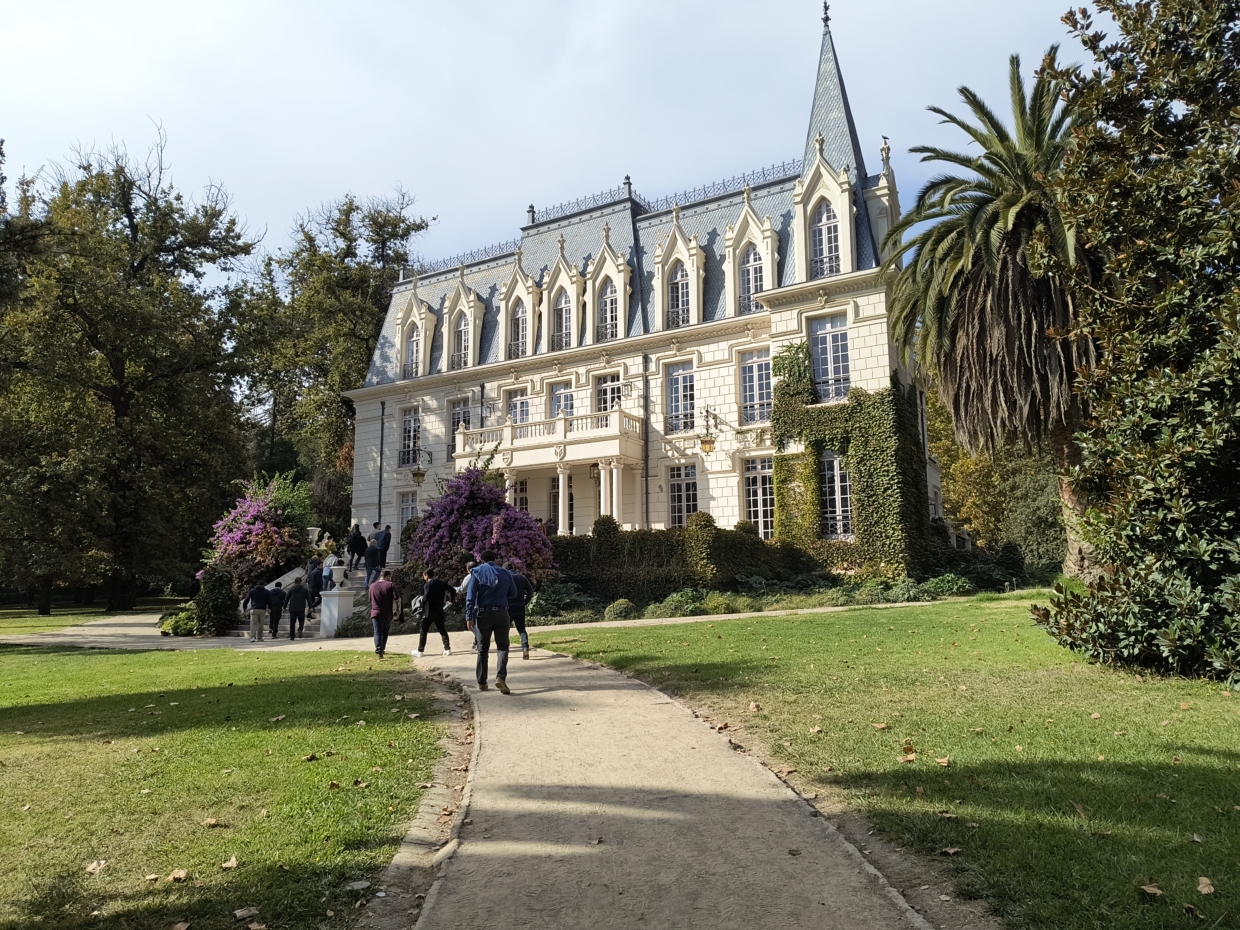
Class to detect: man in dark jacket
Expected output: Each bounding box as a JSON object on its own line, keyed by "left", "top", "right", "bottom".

{"left": 267, "top": 581, "right": 287, "bottom": 639}
{"left": 465, "top": 551, "right": 517, "bottom": 694}
{"left": 413, "top": 569, "right": 454, "bottom": 658}
{"left": 504, "top": 561, "right": 535, "bottom": 660}
{"left": 308, "top": 563, "right": 323, "bottom": 615}
{"left": 364, "top": 542, "right": 382, "bottom": 588}
{"left": 346, "top": 525, "right": 367, "bottom": 570}
{"left": 284, "top": 576, "right": 311, "bottom": 640}
{"left": 241, "top": 583, "right": 270, "bottom": 643}
{"left": 368, "top": 569, "right": 402, "bottom": 659}
{"left": 375, "top": 524, "right": 393, "bottom": 568}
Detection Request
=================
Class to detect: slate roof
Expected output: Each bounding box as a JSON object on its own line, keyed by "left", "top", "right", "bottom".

{"left": 364, "top": 17, "right": 875, "bottom": 387}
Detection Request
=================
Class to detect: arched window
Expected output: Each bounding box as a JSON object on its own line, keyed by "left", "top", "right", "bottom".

{"left": 451, "top": 314, "right": 469, "bottom": 370}
{"left": 551, "top": 289, "right": 572, "bottom": 351}
{"left": 508, "top": 300, "right": 527, "bottom": 359}
{"left": 667, "top": 262, "right": 689, "bottom": 329}
{"left": 402, "top": 323, "right": 420, "bottom": 379}
{"left": 597, "top": 279, "right": 618, "bottom": 342}
{"left": 739, "top": 245, "right": 764, "bottom": 315}
{"left": 809, "top": 200, "right": 841, "bottom": 279}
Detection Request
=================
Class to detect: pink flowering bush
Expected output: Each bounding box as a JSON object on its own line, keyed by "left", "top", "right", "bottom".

{"left": 410, "top": 468, "right": 554, "bottom": 583}
{"left": 201, "top": 475, "right": 309, "bottom": 592}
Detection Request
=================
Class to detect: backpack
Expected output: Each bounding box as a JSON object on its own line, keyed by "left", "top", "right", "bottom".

{"left": 411, "top": 594, "right": 425, "bottom": 620}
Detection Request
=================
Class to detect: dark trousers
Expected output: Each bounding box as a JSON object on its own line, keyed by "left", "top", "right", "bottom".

{"left": 365, "top": 566, "right": 381, "bottom": 588}
{"left": 379, "top": 548, "right": 389, "bottom": 567}
{"left": 372, "top": 613, "right": 392, "bottom": 655}
{"left": 348, "top": 551, "right": 362, "bottom": 570}
{"left": 309, "top": 589, "right": 322, "bottom": 613}
{"left": 417, "top": 612, "right": 450, "bottom": 652}
{"left": 289, "top": 608, "right": 305, "bottom": 639}
{"left": 268, "top": 608, "right": 283, "bottom": 637}
{"left": 475, "top": 608, "right": 511, "bottom": 686}
{"left": 511, "top": 607, "right": 528, "bottom": 648}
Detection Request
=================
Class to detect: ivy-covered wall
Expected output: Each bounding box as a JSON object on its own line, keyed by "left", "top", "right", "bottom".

{"left": 771, "top": 342, "right": 933, "bottom": 575}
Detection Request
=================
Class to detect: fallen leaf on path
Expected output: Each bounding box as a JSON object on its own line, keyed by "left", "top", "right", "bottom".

{"left": 1180, "top": 702, "right": 1191, "bottom": 710}
{"left": 915, "top": 786, "right": 924, "bottom": 795}
{"left": 169, "top": 869, "right": 188, "bottom": 882}
{"left": 748, "top": 702, "right": 760, "bottom": 712}
{"left": 1160, "top": 720, "right": 1170, "bottom": 726}
{"left": 202, "top": 818, "right": 221, "bottom": 828}
{"left": 169, "top": 923, "right": 190, "bottom": 930}
{"left": 939, "top": 895, "right": 952, "bottom": 902}
{"left": 1072, "top": 801, "right": 1087, "bottom": 819}
{"left": 1141, "top": 883, "right": 1162, "bottom": 897}
{"left": 1193, "top": 834, "right": 1203, "bottom": 843}
{"left": 935, "top": 757, "right": 950, "bottom": 767}
{"left": 248, "top": 924, "right": 267, "bottom": 930}
{"left": 1114, "top": 730, "right": 1127, "bottom": 736}
{"left": 347, "top": 880, "right": 371, "bottom": 891}
{"left": 269, "top": 715, "right": 285, "bottom": 723}
{"left": 1184, "top": 903, "right": 1205, "bottom": 920}
{"left": 140, "top": 789, "right": 151, "bottom": 795}
{"left": 1015, "top": 745, "right": 1023, "bottom": 752}
{"left": 940, "top": 847, "right": 960, "bottom": 856}
{"left": 85, "top": 860, "right": 107, "bottom": 875}
{"left": 969, "top": 728, "right": 984, "bottom": 733}
{"left": 900, "top": 753, "right": 917, "bottom": 763}
{"left": 328, "top": 781, "right": 339, "bottom": 789}
{"left": 21, "top": 804, "right": 30, "bottom": 812}
{"left": 221, "top": 856, "right": 237, "bottom": 869}
{"left": 591, "top": 837, "right": 604, "bottom": 845}
{"left": 871, "top": 723, "right": 888, "bottom": 730}
{"left": 1090, "top": 713, "right": 1101, "bottom": 720}
{"left": 938, "top": 811, "right": 958, "bottom": 820}
{"left": 966, "top": 821, "right": 979, "bottom": 828}
{"left": 233, "top": 906, "right": 259, "bottom": 920}
{"left": 302, "top": 754, "right": 317, "bottom": 762}
{"left": 810, "top": 726, "right": 822, "bottom": 734}
{"left": 145, "top": 874, "right": 158, "bottom": 882}
{"left": 1198, "top": 877, "right": 1215, "bottom": 894}
{"left": 1174, "top": 755, "right": 1183, "bottom": 764}
{"left": 418, "top": 782, "right": 432, "bottom": 789}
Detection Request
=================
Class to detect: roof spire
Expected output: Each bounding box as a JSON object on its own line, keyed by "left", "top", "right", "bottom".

{"left": 822, "top": 3, "right": 830, "bottom": 30}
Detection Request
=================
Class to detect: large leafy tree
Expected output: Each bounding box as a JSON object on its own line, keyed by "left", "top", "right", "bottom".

{"left": 1038, "top": 1, "right": 1240, "bottom": 680}
{"left": 234, "top": 192, "right": 429, "bottom": 532}
{"left": 883, "top": 49, "right": 1099, "bottom": 578}
{"left": 0, "top": 141, "right": 252, "bottom": 609}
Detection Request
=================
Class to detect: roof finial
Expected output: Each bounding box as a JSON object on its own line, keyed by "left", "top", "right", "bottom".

{"left": 814, "top": 133, "right": 825, "bottom": 158}
{"left": 822, "top": 2, "right": 830, "bottom": 30}
{"left": 557, "top": 233, "right": 566, "bottom": 257}
{"left": 458, "top": 263, "right": 466, "bottom": 281}
{"left": 602, "top": 223, "right": 611, "bottom": 246}
{"left": 880, "top": 136, "right": 891, "bottom": 174}
{"left": 672, "top": 202, "right": 681, "bottom": 225}
{"left": 743, "top": 183, "right": 753, "bottom": 206}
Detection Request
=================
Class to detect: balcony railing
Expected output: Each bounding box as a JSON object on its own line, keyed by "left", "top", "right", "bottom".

{"left": 741, "top": 402, "right": 772, "bottom": 424}
{"left": 455, "top": 410, "right": 644, "bottom": 458}
{"left": 666, "top": 308, "right": 689, "bottom": 330}
{"left": 450, "top": 351, "right": 469, "bottom": 371}
{"left": 666, "top": 412, "right": 695, "bottom": 434}
{"left": 550, "top": 331, "right": 572, "bottom": 351}
{"left": 507, "top": 341, "right": 526, "bottom": 360}
{"left": 402, "top": 362, "right": 418, "bottom": 380}
{"left": 597, "top": 320, "right": 618, "bottom": 342}
{"left": 814, "top": 377, "right": 851, "bottom": 402}
{"left": 810, "top": 254, "right": 841, "bottom": 280}
{"left": 398, "top": 448, "right": 425, "bottom": 468}
{"left": 739, "top": 294, "right": 762, "bottom": 315}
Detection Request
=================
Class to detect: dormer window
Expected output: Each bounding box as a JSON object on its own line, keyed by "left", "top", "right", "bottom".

{"left": 810, "top": 200, "right": 841, "bottom": 279}
{"left": 508, "top": 300, "right": 527, "bottom": 359}
{"left": 739, "top": 245, "right": 764, "bottom": 314}
{"left": 667, "top": 262, "right": 689, "bottom": 329}
{"left": 451, "top": 315, "right": 469, "bottom": 370}
{"left": 551, "top": 289, "right": 572, "bottom": 351}
{"left": 597, "top": 279, "right": 619, "bottom": 343}
{"left": 402, "top": 323, "right": 420, "bottom": 379}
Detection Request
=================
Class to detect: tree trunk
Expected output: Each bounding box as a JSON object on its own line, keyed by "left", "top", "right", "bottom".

{"left": 37, "top": 576, "right": 53, "bottom": 616}
{"left": 1049, "top": 411, "right": 1104, "bottom": 584}
{"left": 107, "top": 573, "right": 137, "bottom": 612}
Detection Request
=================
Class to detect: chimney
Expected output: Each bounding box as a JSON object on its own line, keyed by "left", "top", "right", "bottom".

{"left": 623, "top": 175, "right": 632, "bottom": 199}
{"left": 527, "top": 204, "right": 536, "bottom": 225}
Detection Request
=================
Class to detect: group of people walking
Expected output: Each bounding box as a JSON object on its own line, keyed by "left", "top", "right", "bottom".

{"left": 239, "top": 522, "right": 536, "bottom": 694}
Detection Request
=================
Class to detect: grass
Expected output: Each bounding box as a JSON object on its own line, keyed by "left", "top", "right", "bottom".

{"left": 531, "top": 591, "right": 1240, "bottom": 930}
{"left": 0, "top": 646, "right": 444, "bottom": 930}
{"left": 0, "top": 598, "right": 185, "bottom": 636}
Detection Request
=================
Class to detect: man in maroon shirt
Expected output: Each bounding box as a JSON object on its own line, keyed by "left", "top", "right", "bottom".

{"left": 368, "top": 570, "right": 403, "bottom": 659}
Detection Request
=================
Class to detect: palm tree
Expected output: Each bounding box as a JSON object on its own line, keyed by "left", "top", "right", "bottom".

{"left": 882, "top": 47, "right": 1098, "bottom": 579}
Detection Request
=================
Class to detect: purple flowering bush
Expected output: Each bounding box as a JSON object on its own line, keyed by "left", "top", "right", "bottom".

{"left": 409, "top": 468, "right": 554, "bottom": 583}
{"left": 201, "top": 476, "right": 309, "bottom": 592}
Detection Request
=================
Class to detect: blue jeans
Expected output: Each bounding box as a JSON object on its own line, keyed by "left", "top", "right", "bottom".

{"left": 372, "top": 614, "right": 391, "bottom": 655}
{"left": 475, "top": 608, "right": 510, "bottom": 685}
{"left": 365, "top": 567, "right": 381, "bottom": 588}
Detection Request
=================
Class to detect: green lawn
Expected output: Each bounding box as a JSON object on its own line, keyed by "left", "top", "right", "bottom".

{"left": 0, "top": 646, "right": 443, "bottom": 930}
{"left": 532, "top": 592, "right": 1240, "bottom": 930}
{"left": 0, "top": 599, "right": 185, "bottom": 635}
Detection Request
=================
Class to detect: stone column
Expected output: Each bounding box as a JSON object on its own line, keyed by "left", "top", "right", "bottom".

{"left": 598, "top": 461, "right": 611, "bottom": 518}
{"left": 611, "top": 461, "right": 623, "bottom": 525}
{"left": 556, "top": 465, "right": 571, "bottom": 535}
{"left": 503, "top": 469, "right": 518, "bottom": 506}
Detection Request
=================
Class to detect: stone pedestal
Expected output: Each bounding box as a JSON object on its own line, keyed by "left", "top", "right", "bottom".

{"left": 319, "top": 589, "right": 355, "bottom": 639}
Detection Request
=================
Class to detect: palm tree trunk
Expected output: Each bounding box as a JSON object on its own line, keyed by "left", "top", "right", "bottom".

{"left": 1049, "top": 411, "right": 1103, "bottom": 583}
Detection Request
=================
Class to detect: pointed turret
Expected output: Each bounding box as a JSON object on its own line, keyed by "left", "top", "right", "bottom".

{"left": 803, "top": 5, "right": 879, "bottom": 269}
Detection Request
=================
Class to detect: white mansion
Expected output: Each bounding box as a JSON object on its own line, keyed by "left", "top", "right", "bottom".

{"left": 347, "top": 11, "right": 942, "bottom": 550}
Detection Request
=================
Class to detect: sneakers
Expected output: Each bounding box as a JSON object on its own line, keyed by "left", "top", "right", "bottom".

{"left": 412, "top": 650, "right": 423, "bottom": 658}
{"left": 494, "top": 678, "right": 511, "bottom": 695}
{"left": 442, "top": 649, "right": 452, "bottom": 656}
{"left": 478, "top": 682, "right": 489, "bottom": 691}
{"left": 522, "top": 646, "right": 530, "bottom": 660}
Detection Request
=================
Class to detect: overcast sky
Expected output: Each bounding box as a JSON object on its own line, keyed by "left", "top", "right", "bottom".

{"left": 3, "top": 1, "right": 1083, "bottom": 264}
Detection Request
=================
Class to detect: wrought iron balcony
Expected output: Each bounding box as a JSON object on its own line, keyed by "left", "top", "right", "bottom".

{"left": 550, "top": 331, "right": 572, "bottom": 351}
{"left": 507, "top": 341, "right": 527, "bottom": 360}
{"left": 398, "top": 448, "right": 429, "bottom": 468}
{"left": 810, "top": 254, "right": 841, "bottom": 280}
{"left": 450, "top": 351, "right": 469, "bottom": 371}
{"left": 741, "top": 401, "right": 772, "bottom": 424}
{"left": 665, "top": 412, "right": 695, "bottom": 434}
{"left": 666, "top": 308, "right": 689, "bottom": 330}
{"left": 739, "top": 294, "right": 762, "bottom": 315}
{"left": 814, "top": 377, "right": 851, "bottom": 402}
{"left": 401, "top": 362, "right": 418, "bottom": 380}
{"left": 596, "top": 321, "right": 618, "bottom": 343}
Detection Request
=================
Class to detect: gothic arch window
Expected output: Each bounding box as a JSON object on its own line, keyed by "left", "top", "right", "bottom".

{"left": 739, "top": 245, "right": 764, "bottom": 315}
{"left": 810, "top": 199, "right": 841, "bottom": 279}
{"left": 551, "top": 288, "right": 572, "bottom": 351}
{"left": 451, "top": 314, "right": 469, "bottom": 370}
{"left": 667, "top": 262, "right": 689, "bottom": 329}
{"left": 508, "top": 299, "right": 527, "bottom": 359}
{"left": 403, "top": 323, "right": 420, "bottom": 379}
{"left": 597, "top": 278, "right": 619, "bottom": 342}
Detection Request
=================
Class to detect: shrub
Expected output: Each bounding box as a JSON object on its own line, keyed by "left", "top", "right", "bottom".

{"left": 703, "top": 592, "right": 757, "bottom": 615}
{"left": 194, "top": 563, "right": 239, "bottom": 635}
{"left": 526, "top": 608, "right": 604, "bottom": 627}
{"left": 603, "top": 599, "right": 637, "bottom": 621}
{"left": 733, "top": 519, "right": 760, "bottom": 537}
{"left": 644, "top": 588, "right": 708, "bottom": 619}
{"left": 200, "top": 474, "right": 310, "bottom": 592}
{"left": 919, "top": 573, "right": 978, "bottom": 597}
{"left": 160, "top": 607, "right": 197, "bottom": 637}
{"left": 528, "top": 578, "right": 598, "bottom": 618}
{"left": 885, "top": 577, "right": 930, "bottom": 603}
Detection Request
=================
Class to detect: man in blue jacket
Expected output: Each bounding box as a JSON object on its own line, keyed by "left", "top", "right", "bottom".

{"left": 241, "top": 582, "right": 270, "bottom": 643}
{"left": 465, "top": 551, "right": 517, "bottom": 694}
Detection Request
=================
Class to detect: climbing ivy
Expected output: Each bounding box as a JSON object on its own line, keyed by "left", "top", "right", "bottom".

{"left": 771, "top": 342, "right": 933, "bottom": 575}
